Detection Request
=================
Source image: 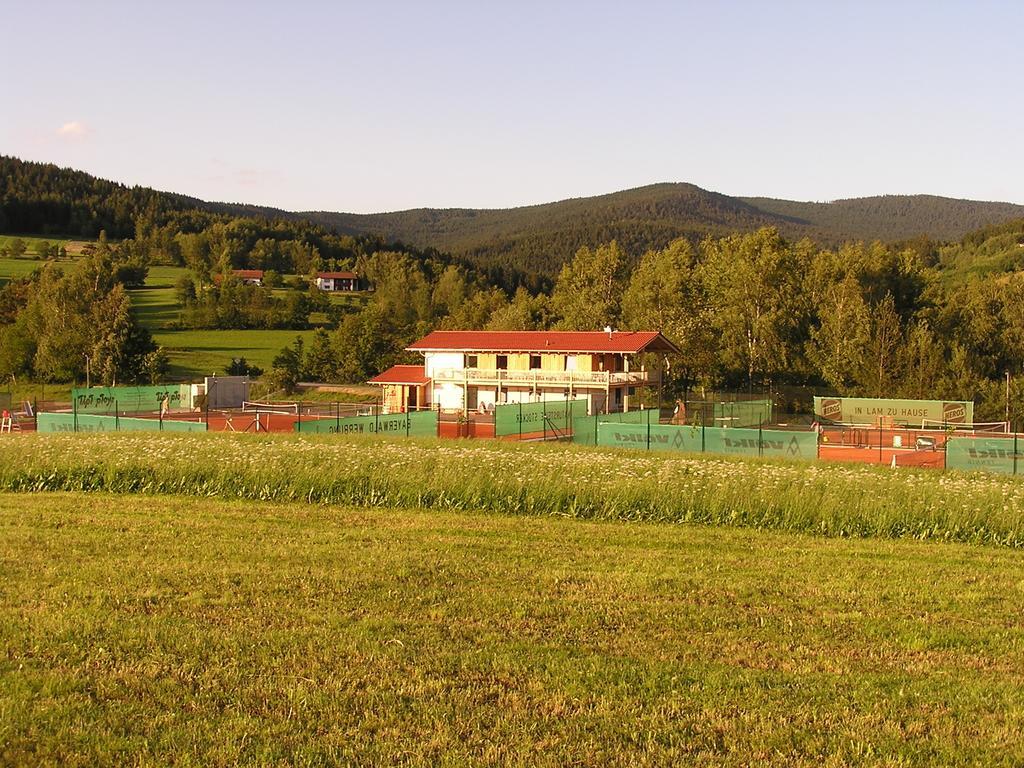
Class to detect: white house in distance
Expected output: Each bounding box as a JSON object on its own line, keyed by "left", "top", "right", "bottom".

{"left": 369, "top": 330, "right": 679, "bottom": 415}
{"left": 315, "top": 271, "right": 360, "bottom": 292}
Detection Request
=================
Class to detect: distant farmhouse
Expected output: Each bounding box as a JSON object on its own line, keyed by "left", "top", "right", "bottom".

{"left": 369, "top": 330, "right": 678, "bottom": 415}
{"left": 212, "top": 269, "right": 265, "bottom": 286}
{"left": 233, "top": 269, "right": 264, "bottom": 286}
{"left": 315, "top": 271, "right": 360, "bottom": 292}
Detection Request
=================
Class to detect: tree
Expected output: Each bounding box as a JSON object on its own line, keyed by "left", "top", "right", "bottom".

{"left": 700, "top": 228, "right": 812, "bottom": 387}
{"left": 8, "top": 238, "right": 26, "bottom": 258}
{"left": 621, "top": 239, "right": 717, "bottom": 391}
{"left": 806, "top": 274, "right": 872, "bottom": 393}
{"left": 551, "top": 241, "right": 626, "bottom": 330}
{"left": 333, "top": 305, "right": 414, "bottom": 383}
{"left": 225, "top": 357, "right": 263, "bottom": 377}
{"left": 486, "top": 288, "right": 552, "bottom": 330}
{"left": 304, "top": 329, "right": 339, "bottom": 382}
{"left": 897, "top": 321, "right": 946, "bottom": 399}
{"left": 145, "top": 347, "right": 171, "bottom": 384}
{"left": 175, "top": 274, "right": 197, "bottom": 306}
{"left": 858, "top": 294, "right": 903, "bottom": 397}
{"left": 270, "top": 337, "right": 304, "bottom": 393}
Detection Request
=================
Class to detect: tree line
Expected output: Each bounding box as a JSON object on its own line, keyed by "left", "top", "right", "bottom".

{"left": 0, "top": 240, "right": 165, "bottom": 385}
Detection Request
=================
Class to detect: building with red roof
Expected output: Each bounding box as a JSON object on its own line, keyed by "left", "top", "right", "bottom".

{"left": 212, "top": 269, "right": 264, "bottom": 286}
{"left": 315, "top": 271, "right": 361, "bottom": 292}
{"left": 369, "top": 330, "right": 678, "bottom": 415}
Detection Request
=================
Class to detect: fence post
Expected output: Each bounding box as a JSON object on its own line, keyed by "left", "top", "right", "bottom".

{"left": 701, "top": 420, "right": 706, "bottom": 453}
{"left": 758, "top": 424, "right": 762, "bottom": 457}
{"left": 406, "top": 410, "right": 410, "bottom": 438}
{"left": 518, "top": 401, "right": 522, "bottom": 440}
{"left": 879, "top": 427, "right": 883, "bottom": 464}
{"left": 73, "top": 397, "right": 78, "bottom": 433}
{"left": 375, "top": 405, "right": 380, "bottom": 435}
{"left": 336, "top": 401, "right": 340, "bottom": 431}
{"left": 115, "top": 399, "right": 120, "bottom": 432}
{"left": 33, "top": 398, "right": 37, "bottom": 433}
{"left": 646, "top": 407, "right": 651, "bottom": 451}
{"left": 1015, "top": 433, "right": 1019, "bottom": 476}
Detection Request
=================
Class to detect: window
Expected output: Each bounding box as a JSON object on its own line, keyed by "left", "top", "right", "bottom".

{"left": 496, "top": 355, "right": 508, "bottom": 370}
{"left": 529, "top": 355, "right": 542, "bottom": 370}
{"left": 466, "top": 355, "right": 478, "bottom": 369}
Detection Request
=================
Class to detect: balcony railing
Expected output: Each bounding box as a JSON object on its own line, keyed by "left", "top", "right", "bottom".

{"left": 429, "top": 368, "right": 652, "bottom": 386}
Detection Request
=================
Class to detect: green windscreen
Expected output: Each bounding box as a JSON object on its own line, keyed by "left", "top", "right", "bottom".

{"left": 72, "top": 385, "right": 191, "bottom": 414}
{"left": 945, "top": 436, "right": 1020, "bottom": 475}
{"left": 495, "top": 399, "right": 587, "bottom": 437}
{"left": 295, "top": 409, "right": 437, "bottom": 437}
{"left": 37, "top": 413, "right": 206, "bottom": 433}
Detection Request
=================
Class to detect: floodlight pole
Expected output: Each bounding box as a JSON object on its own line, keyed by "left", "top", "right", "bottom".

{"left": 1006, "top": 371, "right": 1011, "bottom": 430}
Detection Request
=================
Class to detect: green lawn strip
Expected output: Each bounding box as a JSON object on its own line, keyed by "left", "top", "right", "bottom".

{"left": 2, "top": 432, "right": 1024, "bottom": 547}
{"left": 0, "top": 256, "right": 82, "bottom": 285}
{"left": 0, "top": 235, "right": 77, "bottom": 253}
{"left": 0, "top": 492, "right": 1021, "bottom": 766}
{"left": 149, "top": 329, "right": 316, "bottom": 379}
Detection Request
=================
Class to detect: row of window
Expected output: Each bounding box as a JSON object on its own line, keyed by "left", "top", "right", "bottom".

{"left": 463, "top": 354, "right": 624, "bottom": 372}
{"left": 466, "top": 354, "right": 554, "bottom": 371}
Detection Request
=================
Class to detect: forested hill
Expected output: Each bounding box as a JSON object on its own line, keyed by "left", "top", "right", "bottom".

{"left": 4, "top": 156, "right": 1024, "bottom": 279}
{"left": 306, "top": 186, "right": 1024, "bottom": 276}
{"left": 743, "top": 195, "right": 1024, "bottom": 245}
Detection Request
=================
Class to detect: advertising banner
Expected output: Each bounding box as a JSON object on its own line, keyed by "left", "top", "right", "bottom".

{"left": 813, "top": 397, "right": 974, "bottom": 426}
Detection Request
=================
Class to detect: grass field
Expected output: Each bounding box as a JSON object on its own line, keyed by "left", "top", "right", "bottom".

{"left": 0, "top": 234, "right": 77, "bottom": 253}
{"left": 150, "top": 328, "right": 318, "bottom": 379}
{"left": 0, "top": 256, "right": 82, "bottom": 286}
{"left": 2, "top": 490, "right": 1023, "bottom": 765}
{"left": 4, "top": 432, "right": 1024, "bottom": 547}
{"left": 127, "top": 266, "right": 318, "bottom": 379}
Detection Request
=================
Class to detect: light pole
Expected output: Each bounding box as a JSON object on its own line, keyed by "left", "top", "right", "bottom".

{"left": 1006, "top": 371, "right": 1011, "bottom": 431}
{"left": 85, "top": 355, "right": 91, "bottom": 389}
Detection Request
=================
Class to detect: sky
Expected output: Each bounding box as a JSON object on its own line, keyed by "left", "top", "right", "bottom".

{"left": 3, "top": 0, "right": 1023, "bottom": 212}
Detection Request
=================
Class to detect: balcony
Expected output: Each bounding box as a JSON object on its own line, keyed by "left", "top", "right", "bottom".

{"left": 429, "top": 368, "right": 652, "bottom": 387}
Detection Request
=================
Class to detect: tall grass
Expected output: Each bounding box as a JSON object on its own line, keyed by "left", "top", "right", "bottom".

{"left": 2, "top": 432, "right": 1023, "bottom": 547}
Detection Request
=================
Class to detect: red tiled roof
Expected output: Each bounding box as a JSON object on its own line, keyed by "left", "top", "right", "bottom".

{"left": 233, "top": 269, "right": 264, "bottom": 279}
{"left": 317, "top": 272, "right": 358, "bottom": 280}
{"left": 406, "top": 330, "right": 679, "bottom": 355}
{"left": 367, "top": 364, "right": 431, "bottom": 386}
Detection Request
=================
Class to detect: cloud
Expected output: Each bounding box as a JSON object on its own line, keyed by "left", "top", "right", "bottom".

{"left": 56, "top": 121, "right": 88, "bottom": 137}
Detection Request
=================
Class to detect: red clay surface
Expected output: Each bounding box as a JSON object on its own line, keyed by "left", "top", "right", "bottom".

{"left": 818, "top": 445, "right": 946, "bottom": 469}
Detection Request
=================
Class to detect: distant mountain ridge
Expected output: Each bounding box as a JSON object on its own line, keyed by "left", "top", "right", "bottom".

{"left": 3, "top": 156, "right": 1023, "bottom": 278}
{"left": 302, "top": 184, "right": 1024, "bottom": 275}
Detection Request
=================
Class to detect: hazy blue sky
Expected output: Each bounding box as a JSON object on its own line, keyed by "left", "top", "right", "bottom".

{"left": 3, "top": 0, "right": 1022, "bottom": 212}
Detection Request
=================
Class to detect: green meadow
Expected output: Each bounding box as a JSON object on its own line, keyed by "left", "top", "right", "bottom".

{"left": 4, "top": 432, "right": 1024, "bottom": 547}
{"left": 0, "top": 234, "right": 76, "bottom": 253}
{"left": 129, "top": 265, "right": 318, "bottom": 379}
{"left": 2, "top": 490, "right": 1023, "bottom": 766}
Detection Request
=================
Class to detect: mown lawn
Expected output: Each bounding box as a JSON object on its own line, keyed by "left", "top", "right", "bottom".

{"left": 0, "top": 234, "right": 77, "bottom": 253}
{"left": 1, "top": 491, "right": 1022, "bottom": 766}
{"left": 0, "top": 256, "right": 81, "bottom": 286}
{"left": 128, "top": 266, "right": 319, "bottom": 379}
{"left": 150, "top": 328, "right": 317, "bottom": 379}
